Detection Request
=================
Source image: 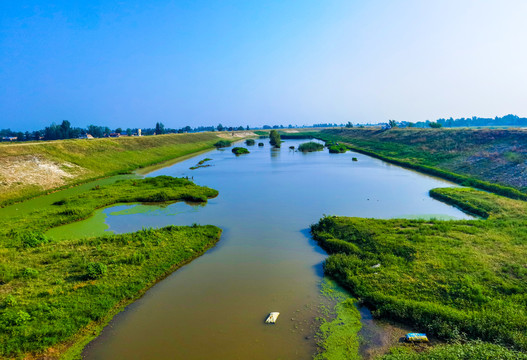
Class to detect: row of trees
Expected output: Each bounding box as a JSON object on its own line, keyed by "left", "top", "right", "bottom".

{"left": 0, "top": 121, "right": 253, "bottom": 142}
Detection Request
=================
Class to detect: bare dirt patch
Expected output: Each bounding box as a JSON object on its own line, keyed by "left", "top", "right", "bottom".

{"left": 0, "top": 155, "right": 85, "bottom": 191}
{"left": 216, "top": 131, "right": 257, "bottom": 139}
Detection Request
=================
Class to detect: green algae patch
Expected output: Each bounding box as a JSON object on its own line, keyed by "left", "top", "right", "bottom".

{"left": 45, "top": 208, "right": 111, "bottom": 241}
{"left": 315, "top": 279, "right": 362, "bottom": 360}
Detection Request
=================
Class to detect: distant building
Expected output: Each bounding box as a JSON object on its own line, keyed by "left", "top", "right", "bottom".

{"left": 1, "top": 136, "right": 18, "bottom": 141}
{"left": 138, "top": 129, "right": 142, "bottom": 136}
{"left": 109, "top": 133, "right": 121, "bottom": 138}
{"left": 79, "top": 134, "right": 94, "bottom": 139}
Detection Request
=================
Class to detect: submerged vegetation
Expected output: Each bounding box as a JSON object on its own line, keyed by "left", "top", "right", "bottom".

{"left": 311, "top": 187, "right": 527, "bottom": 357}
{"left": 231, "top": 147, "right": 250, "bottom": 155}
{"left": 189, "top": 158, "right": 212, "bottom": 170}
{"left": 0, "top": 176, "right": 221, "bottom": 358}
{"left": 298, "top": 142, "right": 324, "bottom": 152}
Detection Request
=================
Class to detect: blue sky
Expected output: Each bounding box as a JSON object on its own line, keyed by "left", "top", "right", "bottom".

{"left": 1, "top": 1, "right": 527, "bottom": 131}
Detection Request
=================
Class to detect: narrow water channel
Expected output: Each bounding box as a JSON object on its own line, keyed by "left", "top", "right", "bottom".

{"left": 59, "top": 139, "right": 470, "bottom": 359}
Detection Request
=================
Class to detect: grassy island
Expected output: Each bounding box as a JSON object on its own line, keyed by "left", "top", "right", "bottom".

{"left": 298, "top": 142, "right": 324, "bottom": 152}
{"left": 0, "top": 176, "right": 221, "bottom": 359}
{"left": 232, "top": 147, "right": 250, "bottom": 155}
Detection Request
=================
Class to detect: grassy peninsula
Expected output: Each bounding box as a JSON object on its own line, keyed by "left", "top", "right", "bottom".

{"left": 312, "top": 128, "right": 527, "bottom": 200}
{"left": 0, "top": 176, "right": 221, "bottom": 358}
{"left": 0, "top": 132, "right": 227, "bottom": 206}
{"left": 311, "top": 187, "right": 527, "bottom": 359}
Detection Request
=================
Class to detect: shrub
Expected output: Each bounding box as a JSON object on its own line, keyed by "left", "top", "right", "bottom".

{"left": 245, "top": 139, "right": 255, "bottom": 146}
{"left": 214, "top": 140, "right": 232, "bottom": 148}
{"left": 352, "top": 157, "right": 358, "bottom": 161}
{"left": 1, "top": 295, "right": 17, "bottom": 308}
{"left": 21, "top": 268, "right": 39, "bottom": 279}
{"left": 258, "top": 142, "right": 264, "bottom": 147}
{"left": 19, "top": 232, "right": 49, "bottom": 248}
{"left": 3, "top": 310, "right": 31, "bottom": 326}
{"left": 86, "top": 262, "right": 107, "bottom": 279}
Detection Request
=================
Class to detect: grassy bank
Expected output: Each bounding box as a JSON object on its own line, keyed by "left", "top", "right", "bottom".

{"left": 0, "top": 176, "right": 221, "bottom": 358}
{"left": 311, "top": 187, "right": 527, "bottom": 358}
{"left": 0, "top": 132, "right": 224, "bottom": 206}
{"left": 312, "top": 128, "right": 527, "bottom": 200}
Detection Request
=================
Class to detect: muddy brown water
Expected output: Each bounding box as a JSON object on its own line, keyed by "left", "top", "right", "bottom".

{"left": 24, "top": 139, "right": 472, "bottom": 359}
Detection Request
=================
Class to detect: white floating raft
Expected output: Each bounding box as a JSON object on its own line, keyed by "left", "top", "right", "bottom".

{"left": 265, "top": 312, "right": 280, "bottom": 324}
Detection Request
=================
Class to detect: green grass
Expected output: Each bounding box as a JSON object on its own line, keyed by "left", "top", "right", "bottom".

{"left": 0, "top": 133, "right": 224, "bottom": 206}
{"left": 311, "top": 187, "right": 527, "bottom": 355}
{"left": 328, "top": 144, "right": 348, "bottom": 154}
{"left": 0, "top": 176, "right": 221, "bottom": 358}
{"left": 381, "top": 341, "right": 527, "bottom": 360}
{"left": 298, "top": 142, "right": 324, "bottom": 152}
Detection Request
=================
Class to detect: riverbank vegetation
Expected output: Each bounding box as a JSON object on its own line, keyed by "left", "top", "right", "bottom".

{"left": 311, "top": 187, "right": 527, "bottom": 358}
{"left": 381, "top": 341, "right": 527, "bottom": 360}
{"left": 328, "top": 144, "right": 348, "bottom": 153}
{"left": 313, "top": 128, "right": 527, "bottom": 199}
{"left": 232, "top": 147, "right": 250, "bottom": 155}
{"left": 0, "top": 132, "right": 225, "bottom": 206}
{"left": 298, "top": 142, "right": 324, "bottom": 152}
{"left": 0, "top": 176, "right": 221, "bottom": 358}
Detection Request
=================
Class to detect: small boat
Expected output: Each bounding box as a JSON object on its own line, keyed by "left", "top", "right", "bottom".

{"left": 265, "top": 312, "right": 280, "bottom": 324}
{"left": 405, "top": 333, "right": 429, "bottom": 342}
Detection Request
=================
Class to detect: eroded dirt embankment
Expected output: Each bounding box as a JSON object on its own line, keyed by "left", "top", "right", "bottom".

{"left": 0, "top": 132, "right": 228, "bottom": 205}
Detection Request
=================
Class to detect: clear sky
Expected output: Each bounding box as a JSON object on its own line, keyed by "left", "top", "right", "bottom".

{"left": 1, "top": 0, "right": 527, "bottom": 131}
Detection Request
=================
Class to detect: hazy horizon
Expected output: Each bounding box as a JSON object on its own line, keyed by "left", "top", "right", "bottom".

{"left": 2, "top": 1, "right": 527, "bottom": 131}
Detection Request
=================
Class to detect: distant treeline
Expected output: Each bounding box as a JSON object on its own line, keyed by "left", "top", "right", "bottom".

{"left": 405, "top": 114, "right": 527, "bottom": 128}
{"left": 0, "top": 121, "right": 250, "bottom": 142}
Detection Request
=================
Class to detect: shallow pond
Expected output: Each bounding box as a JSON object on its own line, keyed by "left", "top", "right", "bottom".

{"left": 49, "top": 139, "right": 470, "bottom": 359}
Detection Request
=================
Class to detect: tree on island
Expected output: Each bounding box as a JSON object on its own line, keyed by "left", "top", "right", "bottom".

{"left": 269, "top": 130, "right": 281, "bottom": 148}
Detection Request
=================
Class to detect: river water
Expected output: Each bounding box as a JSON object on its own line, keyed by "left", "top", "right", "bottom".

{"left": 52, "top": 139, "right": 470, "bottom": 359}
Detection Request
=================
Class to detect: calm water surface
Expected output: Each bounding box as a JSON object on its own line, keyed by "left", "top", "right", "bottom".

{"left": 72, "top": 139, "right": 471, "bottom": 359}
